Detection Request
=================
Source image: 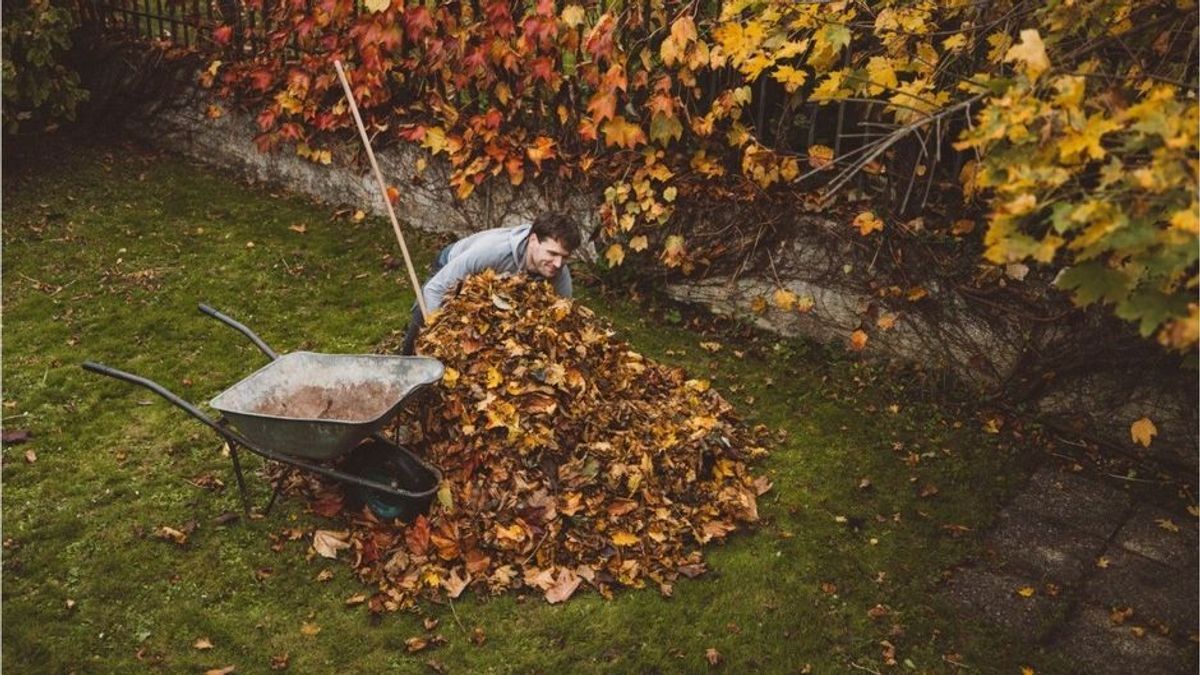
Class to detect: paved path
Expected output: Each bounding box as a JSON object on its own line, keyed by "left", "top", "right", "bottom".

{"left": 941, "top": 465, "right": 1198, "bottom": 673}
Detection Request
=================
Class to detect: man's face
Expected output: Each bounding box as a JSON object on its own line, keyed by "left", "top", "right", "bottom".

{"left": 526, "top": 233, "right": 572, "bottom": 278}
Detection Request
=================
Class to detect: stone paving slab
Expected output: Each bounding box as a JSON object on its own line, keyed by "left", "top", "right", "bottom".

{"left": 1084, "top": 546, "right": 1199, "bottom": 636}
{"left": 940, "top": 567, "right": 1065, "bottom": 641}
{"left": 1113, "top": 503, "right": 1198, "bottom": 570}
{"left": 1007, "top": 467, "right": 1132, "bottom": 538}
{"left": 983, "top": 510, "right": 1108, "bottom": 584}
{"left": 1050, "top": 603, "right": 1195, "bottom": 675}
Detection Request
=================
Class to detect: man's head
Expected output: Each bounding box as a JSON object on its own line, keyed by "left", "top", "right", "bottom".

{"left": 525, "top": 211, "right": 581, "bottom": 279}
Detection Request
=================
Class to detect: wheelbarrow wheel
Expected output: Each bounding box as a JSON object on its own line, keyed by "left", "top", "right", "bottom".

{"left": 340, "top": 440, "right": 435, "bottom": 522}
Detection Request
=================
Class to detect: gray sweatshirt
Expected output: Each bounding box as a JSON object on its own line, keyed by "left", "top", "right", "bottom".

{"left": 421, "top": 223, "right": 573, "bottom": 314}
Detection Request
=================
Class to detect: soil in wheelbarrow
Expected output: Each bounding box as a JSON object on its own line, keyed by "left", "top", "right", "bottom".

{"left": 274, "top": 270, "right": 771, "bottom": 611}
{"left": 251, "top": 382, "right": 402, "bottom": 422}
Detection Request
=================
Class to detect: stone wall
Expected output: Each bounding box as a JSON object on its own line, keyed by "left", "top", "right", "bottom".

{"left": 121, "top": 87, "right": 1197, "bottom": 470}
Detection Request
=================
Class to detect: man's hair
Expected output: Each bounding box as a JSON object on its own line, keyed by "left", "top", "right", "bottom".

{"left": 531, "top": 211, "right": 581, "bottom": 252}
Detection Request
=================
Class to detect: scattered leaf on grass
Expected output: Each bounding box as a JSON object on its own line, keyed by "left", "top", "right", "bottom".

{"left": 344, "top": 593, "right": 367, "bottom": 606}
{"left": 24, "top": 450, "right": 37, "bottom": 463}
{"left": 312, "top": 530, "right": 350, "bottom": 559}
{"left": 1156, "top": 518, "right": 1180, "bottom": 532}
{"left": 269, "top": 653, "right": 290, "bottom": 670}
{"left": 867, "top": 604, "right": 889, "bottom": 619}
{"left": 405, "top": 637, "right": 428, "bottom": 653}
{"left": 470, "top": 626, "right": 486, "bottom": 646}
{"left": 1096, "top": 556, "right": 1110, "bottom": 569}
{"left": 1017, "top": 586, "right": 1036, "bottom": 598}
{"left": 205, "top": 667, "right": 236, "bottom": 675}
{"left": 1130, "top": 417, "right": 1157, "bottom": 447}
{"left": 193, "top": 637, "right": 214, "bottom": 650}
{"left": 705, "top": 647, "right": 722, "bottom": 666}
{"left": 316, "top": 569, "right": 334, "bottom": 582}
{"left": 699, "top": 341, "right": 722, "bottom": 353}
{"left": 300, "top": 622, "right": 321, "bottom": 636}
{"left": 3, "top": 429, "right": 32, "bottom": 444}
{"left": 288, "top": 223, "right": 307, "bottom": 234}
{"left": 65, "top": 599, "right": 76, "bottom": 610}
{"left": 155, "top": 526, "right": 189, "bottom": 546}
{"left": 1110, "top": 606, "right": 1134, "bottom": 625}
{"left": 423, "top": 617, "right": 439, "bottom": 631}
{"left": 1130, "top": 626, "right": 1146, "bottom": 638}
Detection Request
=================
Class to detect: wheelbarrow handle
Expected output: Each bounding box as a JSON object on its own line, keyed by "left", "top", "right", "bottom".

{"left": 197, "top": 304, "right": 279, "bottom": 361}
{"left": 82, "top": 361, "right": 236, "bottom": 440}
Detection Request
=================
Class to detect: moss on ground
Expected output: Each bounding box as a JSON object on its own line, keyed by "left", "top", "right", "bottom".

{"left": 4, "top": 140, "right": 1058, "bottom": 672}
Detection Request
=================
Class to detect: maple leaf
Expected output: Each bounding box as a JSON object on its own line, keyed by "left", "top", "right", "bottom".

{"left": 602, "top": 116, "right": 646, "bottom": 149}
{"left": 1004, "top": 29, "right": 1050, "bottom": 81}
{"left": 212, "top": 25, "right": 233, "bottom": 46}
{"left": 629, "top": 235, "right": 649, "bottom": 252}
{"left": 705, "top": 648, "right": 722, "bottom": 666}
{"left": 772, "top": 65, "right": 808, "bottom": 93}
{"left": 560, "top": 4, "right": 585, "bottom": 27}
{"left": 849, "top": 330, "right": 869, "bottom": 351}
{"left": 526, "top": 136, "right": 556, "bottom": 170}
{"left": 193, "top": 637, "right": 214, "bottom": 650}
{"left": 1059, "top": 114, "right": 1121, "bottom": 162}
{"left": 300, "top": 622, "right": 321, "bottom": 636}
{"left": 1016, "top": 586, "right": 1036, "bottom": 598}
{"left": 1130, "top": 417, "right": 1157, "bottom": 447}
{"left": 363, "top": 0, "right": 388, "bottom": 13}
{"left": 605, "top": 243, "right": 625, "bottom": 267}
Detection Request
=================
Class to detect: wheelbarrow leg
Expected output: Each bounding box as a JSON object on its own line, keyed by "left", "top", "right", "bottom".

{"left": 228, "top": 444, "right": 252, "bottom": 516}
{"left": 263, "top": 482, "right": 283, "bottom": 516}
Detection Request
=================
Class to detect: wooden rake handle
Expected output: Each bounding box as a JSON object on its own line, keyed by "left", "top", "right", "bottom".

{"left": 333, "top": 59, "right": 429, "bottom": 318}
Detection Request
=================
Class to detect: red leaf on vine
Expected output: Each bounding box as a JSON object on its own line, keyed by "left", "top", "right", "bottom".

{"left": 212, "top": 25, "right": 233, "bottom": 46}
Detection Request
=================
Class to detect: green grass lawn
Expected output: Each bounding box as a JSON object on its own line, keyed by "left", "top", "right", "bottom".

{"left": 3, "top": 139, "right": 1057, "bottom": 672}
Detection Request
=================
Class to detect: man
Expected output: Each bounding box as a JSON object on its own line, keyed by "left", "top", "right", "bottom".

{"left": 401, "top": 211, "right": 582, "bottom": 354}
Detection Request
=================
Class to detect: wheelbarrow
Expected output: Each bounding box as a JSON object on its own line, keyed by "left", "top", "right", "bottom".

{"left": 82, "top": 304, "right": 444, "bottom": 521}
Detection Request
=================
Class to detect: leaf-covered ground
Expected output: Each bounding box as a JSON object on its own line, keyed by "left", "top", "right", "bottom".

{"left": 3, "top": 139, "right": 1068, "bottom": 672}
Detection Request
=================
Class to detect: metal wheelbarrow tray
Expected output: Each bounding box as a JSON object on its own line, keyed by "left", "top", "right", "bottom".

{"left": 83, "top": 304, "right": 443, "bottom": 519}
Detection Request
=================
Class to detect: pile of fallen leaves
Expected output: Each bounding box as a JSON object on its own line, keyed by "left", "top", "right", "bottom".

{"left": 285, "top": 270, "right": 770, "bottom": 610}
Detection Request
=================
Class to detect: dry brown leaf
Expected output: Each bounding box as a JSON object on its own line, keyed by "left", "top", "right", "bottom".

{"left": 193, "top": 637, "right": 214, "bottom": 650}
{"left": 312, "top": 530, "right": 350, "bottom": 559}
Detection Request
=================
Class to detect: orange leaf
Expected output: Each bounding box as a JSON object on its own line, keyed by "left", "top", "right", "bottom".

{"left": 849, "top": 330, "right": 868, "bottom": 351}
{"left": 852, "top": 211, "right": 883, "bottom": 236}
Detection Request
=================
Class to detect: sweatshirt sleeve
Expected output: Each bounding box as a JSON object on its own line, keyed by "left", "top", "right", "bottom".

{"left": 553, "top": 265, "right": 573, "bottom": 298}
{"left": 419, "top": 244, "right": 509, "bottom": 315}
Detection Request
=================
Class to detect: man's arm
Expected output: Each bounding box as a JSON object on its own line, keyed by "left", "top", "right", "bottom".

{"left": 420, "top": 245, "right": 509, "bottom": 314}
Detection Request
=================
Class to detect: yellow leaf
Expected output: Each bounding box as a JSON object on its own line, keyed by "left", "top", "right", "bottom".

{"left": 796, "top": 295, "right": 815, "bottom": 313}
{"left": 807, "top": 144, "right": 834, "bottom": 170}
{"left": 1021, "top": 667, "right": 1036, "bottom": 675}
{"left": 560, "top": 4, "right": 585, "bottom": 27}
{"left": 602, "top": 116, "right": 647, "bottom": 149}
{"left": 629, "top": 235, "right": 649, "bottom": 252}
{"left": 661, "top": 234, "right": 686, "bottom": 268}
{"left": 849, "top": 330, "right": 868, "bottom": 351}
{"left": 1096, "top": 556, "right": 1110, "bottom": 568}
{"left": 442, "top": 367, "right": 460, "bottom": 387}
{"left": 1059, "top": 113, "right": 1121, "bottom": 163}
{"left": 662, "top": 186, "right": 677, "bottom": 202}
{"left": 853, "top": 211, "right": 884, "bottom": 236}
{"left": 1017, "top": 586, "right": 1036, "bottom": 598}
{"left": 942, "top": 34, "right": 967, "bottom": 52}
{"left": 699, "top": 341, "right": 722, "bottom": 353}
{"left": 300, "top": 622, "right": 322, "bottom": 636}
{"left": 486, "top": 367, "right": 503, "bottom": 389}
{"left": 772, "top": 65, "right": 808, "bottom": 93}
{"left": 772, "top": 288, "right": 797, "bottom": 311}
{"left": 605, "top": 243, "right": 625, "bottom": 267}
{"left": 364, "top": 0, "right": 388, "bottom": 12}
{"left": 612, "top": 531, "right": 639, "bottom": 546}
{"left": 865, "top": 56, "right": 898, "bottom": 96}
{"left": 422, "top": 127, "right": 449, "bottom": 155}
{"left": 876, "top": 312, "right": 898, "bottom": 330}
{"left": 750, "top": 296, "right": 768, "bottom": 314}
{"left": 352, "top": 209, "right": 366, "bottom": 222}
{"left": 810, "top": 70, "right": 848, "bottom": 102}
{"left": 1004, "top": 29, "right": 1050, "bottom": 81}
{"left": 1169, "top": 206, "right": 1199, "bottom": 234}
{"left": 1130, "top": 417, "right": 1157, "bottom": 447}
{"left": 206, "top": 60, "right": 222, "bottom": 76}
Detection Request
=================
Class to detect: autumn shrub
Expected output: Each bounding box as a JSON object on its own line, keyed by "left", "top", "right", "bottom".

{"left": 188, "top": 0, "right": 1197, "bottom": 352}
